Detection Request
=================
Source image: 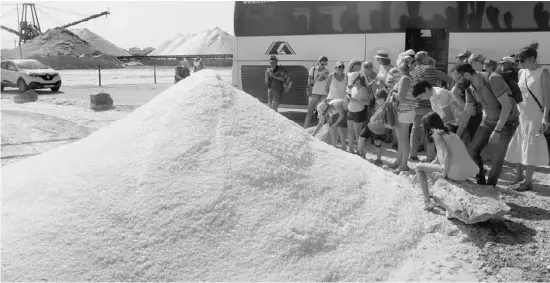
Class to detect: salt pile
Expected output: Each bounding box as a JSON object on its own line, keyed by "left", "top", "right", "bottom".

{"left": 150, "top": 27, "right": 233, "bottom": 55}
{"left": 1, "top": 28, "right": 95, "bottom": 59}
{"left": 3, "top": 70, "right": 433, "bottom": 281}
{"left": 71, "top": 28, "right": 131, "bottom": 56}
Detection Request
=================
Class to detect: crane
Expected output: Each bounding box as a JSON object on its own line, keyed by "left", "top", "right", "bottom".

{"left": 0, "top": 3, "right": 110, "bottom": 45}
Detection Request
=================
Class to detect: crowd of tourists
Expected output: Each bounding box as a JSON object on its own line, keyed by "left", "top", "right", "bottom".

{"left": 174, "top": 58, "right": 205, "bottom": 83}
{"left": 295, "top": 43, "right": 549, "bottom": 210}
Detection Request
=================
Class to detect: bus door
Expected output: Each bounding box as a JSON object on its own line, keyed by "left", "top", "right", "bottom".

{"left": 405, "top": 28, "right": 449, "bottom": 73}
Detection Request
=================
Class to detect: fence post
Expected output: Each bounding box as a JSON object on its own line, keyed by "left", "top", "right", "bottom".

{"left": 153, "top": 64, "right": 157, "bottom": 84}
{"left": 98, "top": 65, "right": 102, "bottom": 86}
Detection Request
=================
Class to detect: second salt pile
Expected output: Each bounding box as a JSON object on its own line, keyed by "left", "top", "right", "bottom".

{"left": 3, "top": 70, "right": 437, "bottom": 281}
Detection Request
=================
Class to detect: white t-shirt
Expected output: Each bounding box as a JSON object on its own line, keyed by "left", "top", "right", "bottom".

{"left": 309, "top": 67, "right": 330, "bottom": 95}
{"left": 430, "top": 87, "right": 462, "bottom": 126}
{"left": 348, "top": 86, "right": 368, "bottom": 112}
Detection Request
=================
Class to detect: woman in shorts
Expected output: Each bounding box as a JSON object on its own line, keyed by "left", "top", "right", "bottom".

{"left": 315, "top": 98, "right": 350, "bottom": 150}
{"left": 347, "top": 72, "right": 372, "bottom": 154}
{"left": 304, "top": 56, "right": 330, "bottom": 128}
{"left": 325, "top": 62, "right": 349, "bottom": 149}
{"left": 389, "top": 53, "right": 417, "bottom": 173}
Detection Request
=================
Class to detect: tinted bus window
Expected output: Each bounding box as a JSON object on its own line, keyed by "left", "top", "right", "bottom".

{"left": 234, "top": 1, "right": 550, "bottom": 36}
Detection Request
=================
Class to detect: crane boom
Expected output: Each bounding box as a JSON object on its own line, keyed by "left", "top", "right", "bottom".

{"left": 0, "top": 25, "right": 24, "bottom": 37}
{"left": 56, "top": 11, "right": 110, "bottom": 30}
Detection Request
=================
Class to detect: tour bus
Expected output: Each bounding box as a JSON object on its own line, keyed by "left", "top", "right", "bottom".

{"left": 232, "top": 1, "right": 550, "bottom": 107}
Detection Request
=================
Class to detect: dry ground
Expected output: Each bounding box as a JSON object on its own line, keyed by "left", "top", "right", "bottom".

{"left": 1, "top": 83, "right": 549, "bottom": 282}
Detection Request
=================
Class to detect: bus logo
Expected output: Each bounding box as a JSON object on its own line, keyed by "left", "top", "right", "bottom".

{"left": 265, "top": 41, "right": 296, "bottom": 55}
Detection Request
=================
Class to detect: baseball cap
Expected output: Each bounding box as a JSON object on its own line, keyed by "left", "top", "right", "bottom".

{"left": 455, "top": 49, "right": 471, "bottom": 59}
{"left": 499, "top": 56, "right": 515, "bottom": 64}
{"left": 269, "top": 55, "right": 278, "bottom": 61}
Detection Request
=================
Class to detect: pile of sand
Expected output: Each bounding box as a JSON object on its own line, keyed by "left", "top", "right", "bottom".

{"left": 150, "top": 27, "right": 233, "bottom": 55}
{"left": 0, "top": 28, "right": 123, "bottom": 69}
{"left": 71, "top": 28, "right": 131, "bottom": 56}
{"left": 3, "top": 70, "right": 438, "bottom": 281}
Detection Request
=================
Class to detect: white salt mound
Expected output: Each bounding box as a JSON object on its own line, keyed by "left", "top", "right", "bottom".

{"left": 151, "top": 27, "right": 233, "bottom": 55}
{"left": 71, "top": 28, "right": 131, "bottom": 56}
{"left": 2, "top": 70, "right": 432, "bottom": 281}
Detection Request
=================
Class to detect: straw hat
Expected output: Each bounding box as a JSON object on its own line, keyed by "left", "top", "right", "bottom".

{"left": 374, "top": 51, "right": 390, "bottom": 59}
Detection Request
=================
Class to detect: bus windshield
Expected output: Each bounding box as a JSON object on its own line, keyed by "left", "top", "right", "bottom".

{"left": 234, "top": 1, "right": 550, "bottom": 36}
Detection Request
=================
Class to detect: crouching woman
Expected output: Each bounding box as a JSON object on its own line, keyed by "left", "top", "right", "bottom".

{"left": 413, "top": 112, "right": 478, "bottom": 211}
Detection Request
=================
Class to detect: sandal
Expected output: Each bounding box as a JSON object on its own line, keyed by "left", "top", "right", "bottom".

{"left": 510, "top": 182, "right": 533, "bottom": 192}
{"left": 510, "top": 177, "right": 525, "bottom": 185}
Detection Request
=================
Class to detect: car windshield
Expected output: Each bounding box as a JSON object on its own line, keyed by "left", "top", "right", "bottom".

{"left": 15, "top": 60, "right": 48, "bottom": 70}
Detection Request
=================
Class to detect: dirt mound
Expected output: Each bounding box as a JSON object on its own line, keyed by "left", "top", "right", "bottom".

{"left": 151, "top": 27, "right": 233, "bottom": 55}
{"left": 0, "top": 28, "right": 123, "bottom": 69}
{"left": 1, "top": 28, "right": 96, "bottom": 59}
{"left": 71, "top": 28, "right": 131, "bottom": 56}
{"left": 2, "top": 70, "right": 438, "bottom": 281}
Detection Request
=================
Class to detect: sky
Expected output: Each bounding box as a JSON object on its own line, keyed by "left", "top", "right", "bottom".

{"left": 1, "top": 1, "right": 235, "bottom": 50}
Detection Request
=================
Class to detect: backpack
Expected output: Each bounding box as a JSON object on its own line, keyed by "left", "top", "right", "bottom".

{"left": 482, "top": 72, "right": 522, "bottom": 104}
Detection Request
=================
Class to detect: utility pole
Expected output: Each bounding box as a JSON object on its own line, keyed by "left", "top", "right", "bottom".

{"left": 16, "top": 3, "right": 23, "bottom": 59}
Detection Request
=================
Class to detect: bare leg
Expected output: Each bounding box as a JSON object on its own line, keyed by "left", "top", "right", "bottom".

{"left": 513, "top": 163, "right": 525, "bottom": 183}
{"left": 523, "top": 165, "right": 535, "bottom": 186}
{"left": 304, "top": 95, "right": 319, "bottom": 128}
{"left": 271, "top": 91, "right": 282, "bottom": 113}
{"left": 267, "top": 89, "right": 273, "bottom": 109}
{"left": 353, "top": 122, "right": 363, "bottom": 152}
{"left": 338, "top": 127, "right": 348, "bottom": 151}
{"left": 397, "top": 122, "right": 412, "bottom": 170}
{"left": 330, "top": 127, "right": 337, "bottom": 147}
{"left": 347, "top": 120, "right": 355, "bottom": 153}
{"left": 415, "top": 163, "right": 443, "bottom": 209}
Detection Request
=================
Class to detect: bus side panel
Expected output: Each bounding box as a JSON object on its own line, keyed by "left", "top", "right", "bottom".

{"left": 232, "top": 37, "right": 239, "bottom": 88}
{"left": 236, "top": 35, "right": 365, "bottom": 63}
{"left": 364, "top": 33, "right": 405, "bottom": 69}
{"left": 448, "top": 32, "right": 550, "bottom": 68}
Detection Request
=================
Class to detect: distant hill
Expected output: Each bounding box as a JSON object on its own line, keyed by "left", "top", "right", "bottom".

{"left": 71, "top": 28, "right": 131, "bottom": 56}
{"left": 150, "top": 27, "right": 233, "bottom": 56}
{"left": 128, "top": 47, "right": 155, "bottom": 56}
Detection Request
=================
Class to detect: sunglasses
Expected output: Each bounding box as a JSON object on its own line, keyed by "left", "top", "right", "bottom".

{"left": 320, "top": 62, "right": 327, "bottom": 66}
{"left": 337, "top": 65, "right": 345, "bottom": 69}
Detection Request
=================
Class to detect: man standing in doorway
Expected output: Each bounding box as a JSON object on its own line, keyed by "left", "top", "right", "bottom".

{"left": 265, "top": 55, "right": 287, "bottom": 112}
{"left": 453, "top": 62, "right": 519, "bottom": 187}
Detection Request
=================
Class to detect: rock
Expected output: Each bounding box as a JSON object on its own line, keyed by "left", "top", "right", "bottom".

{"left": 431, "top": 179, "right": 510, "bottom": 225}
{"left": 90, "top": 92, "right": 113, "bottom": 111}
{"left": 305, "top": 125, "right": 331, "bottom": 144}
{"left": 14, "top": 90, "right": 38, "bottom": 104}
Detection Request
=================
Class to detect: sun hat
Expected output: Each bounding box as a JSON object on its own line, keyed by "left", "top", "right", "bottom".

{"left": 455, "top": 49, "right": 472, "bottom": 59}
{"left": 374, "top": 51, "right": 390, "bottom": 59}
{"left": 415, "top": 51, "right": 429, "bottom": 62}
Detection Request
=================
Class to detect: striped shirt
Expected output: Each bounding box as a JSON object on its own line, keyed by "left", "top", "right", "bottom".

{"left": 411, "top": 64, "right": 439, "bottom": 108}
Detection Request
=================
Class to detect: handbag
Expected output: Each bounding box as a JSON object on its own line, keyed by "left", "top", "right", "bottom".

{"left": 382, "top": 91, "right": 399, "bottom": 129}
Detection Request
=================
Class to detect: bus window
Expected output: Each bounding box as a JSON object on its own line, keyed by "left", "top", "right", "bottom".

{"left": 388, "top": 2, "right": 459, "bottom": 30}
{"left": 480, "top": 2, "right": 548, "bottom": 30}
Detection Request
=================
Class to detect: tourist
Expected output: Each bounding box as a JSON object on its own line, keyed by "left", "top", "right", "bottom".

{"left": 483, "top": 58, "right": 498, "bottom": 74}
{"left": 374, "top": 50, "right": 394, "bottom": 83}
{"left": 304, "top": 56, "right": 330, "bottom": 128}
{"left": 467, "top": 53, "right": 485, "bottom": 72}
{"left": 428, "top": 56, "right": 453, "bottom": 88}
{"left": 325, "top": 61, "right": 348, "bottom": 149}
{"left": 452, "top": 62, "right": 520, "bottom": 186}
{"left": 413, "top": 80, "right": 462, "bottom": 133}
{"left": 505, "top": 42, "right": 550, "bottom": 191}
{"left": 264, "top": 56, "right": 288, "bottom": 112}
{"left": 389, "top": 53, "right": 417, "bottom": 173}
{"left": 413, "top": 112, "right": 478, "bottom": 211}
{"left": 193, "top": 58, "right": 205, "bottom": 72}
{"left": 346, "top": 58, "right": 362, "bottom": 98}
{"left": 499, "top": 56, "right": 519, "bottom": 83}
{"left": 410, "top": 51, "right": 439, "bottom": 161}
{"left": 455, "top": 49, "right": 472, "bottom": 63}
{"left": 314, "top": 98, "right": 349, "bottom": 149}
{"left": 347, "top": 72, "right": 372, "bottom": 154}
{"left": 362, "top": 88, "right": 389, "bottom": 165}
{"left": 174, "top": 59, "right": 190, "bottom": 83}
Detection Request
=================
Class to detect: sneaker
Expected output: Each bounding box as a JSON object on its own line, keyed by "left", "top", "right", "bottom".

{"left": 410, "top": 156, "right": 419, "bottom": 162}
{"left": 373, "top": 159, "right": 383, "bottom": 166}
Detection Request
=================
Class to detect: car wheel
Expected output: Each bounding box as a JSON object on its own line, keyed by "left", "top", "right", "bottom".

{"left": 1, "top": 84, "right": 4, "bottom": 92}
{"left": 51, "top": 82, "right": 61, "bottom": 92}
{"left": 17, "top": 79, "right": 27, "bottom": 93}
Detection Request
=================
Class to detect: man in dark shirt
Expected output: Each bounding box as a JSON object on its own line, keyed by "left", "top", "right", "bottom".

{"left": 174, "top": 59, "right": 190, "bottom": 84}
{"left": 453, "top": 63, "right": 519, "bottom": 187}
{"left": 265, "top": 55, "right": 287, "bottom": 112}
